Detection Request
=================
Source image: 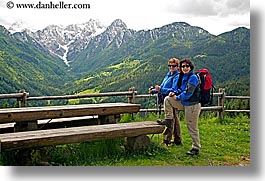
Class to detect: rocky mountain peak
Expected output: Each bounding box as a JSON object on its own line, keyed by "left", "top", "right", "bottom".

{"left": 21, "top": 19, "right": 107, "bottom": 66}
{"left": 104, "top": 19, "right": 128, "bottom": 36}
{"left": 108, "top": 19, "right": 127, "bottom": 30}
{"left": 0, "top": 25, "right": 10, "bottom": 36}
{"left": 8, "top": 20, "right": 35, "bottom": 34}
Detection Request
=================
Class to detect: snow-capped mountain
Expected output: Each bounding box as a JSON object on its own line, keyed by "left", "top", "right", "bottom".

{"left": 81, "top": 19, "right": 136, "bottom": 60}
{"left": 8, "top": 20, "right": 36, "bottom": 34}
{"left": 32, "top": 19, "right": 106, "bottom": 66}
{"left": 9, "top": 19, "right": 106, "bottom": 66}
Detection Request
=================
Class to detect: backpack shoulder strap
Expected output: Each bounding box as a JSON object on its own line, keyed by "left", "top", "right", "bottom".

{"left": 177, "top": 72, "right": 184, "bottom": 88}
{"left": 188, "top": 72, "right": 201, "bottom": 86}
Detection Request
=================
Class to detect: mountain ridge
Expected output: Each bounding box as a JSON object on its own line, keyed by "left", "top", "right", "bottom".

{"left": 6, "top": 19, "right": 216, "bottom": 68}
{"left": 70, "top": 19, "right": 216, "bottom": 75}
{"left": 0, "top": 20, "right": 250, "bottom": 97}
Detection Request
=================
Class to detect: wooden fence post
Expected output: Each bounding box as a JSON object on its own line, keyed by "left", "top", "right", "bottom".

{"left": 128, "top": 87, "right": 136, "bottom": 103}
{"left": 15, "top": 90, "right": 37, "bottom": 132}
{"left": 128, "top": 87, "right": 136, "bottom": 119}
{"left": 18, "top": 89, "right": 27, "bottom": 108}
{"left": 217, "top": 88, "right": 225, "bottom": 120}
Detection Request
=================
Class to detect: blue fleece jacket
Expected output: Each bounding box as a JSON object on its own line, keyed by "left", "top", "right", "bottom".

{"left": 152, "top": 71, "right": 178, "bottom": 95}
{"left": 172, "top": 71, "right": 200, "bottom": 106}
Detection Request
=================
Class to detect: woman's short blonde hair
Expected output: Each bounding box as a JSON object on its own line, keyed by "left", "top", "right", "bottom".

{"left": 168, "top": 58, "right": 180, "bottom": 65}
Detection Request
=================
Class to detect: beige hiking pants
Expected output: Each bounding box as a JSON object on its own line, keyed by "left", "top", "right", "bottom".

{"left": 164, "top": 96, "right": 201, "bottom": 150}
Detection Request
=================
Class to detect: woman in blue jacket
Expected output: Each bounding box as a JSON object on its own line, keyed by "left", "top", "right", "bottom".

{"left": 149, "top": 57, "right": 181, "bottom": 146}
{"left": 149, "top": 58, "right": 179, "bottom": 98}
{"left": 159, "top": 58, "right": 201, "bottom": 156}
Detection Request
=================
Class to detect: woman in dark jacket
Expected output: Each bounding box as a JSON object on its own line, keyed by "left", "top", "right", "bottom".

{"left": 150, "top": 58, "right": 181, "bottom": 146}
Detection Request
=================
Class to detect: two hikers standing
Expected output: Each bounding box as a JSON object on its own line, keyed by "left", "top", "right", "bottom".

{"left": 149, "top": 58, "right": 201, "bottom": 156}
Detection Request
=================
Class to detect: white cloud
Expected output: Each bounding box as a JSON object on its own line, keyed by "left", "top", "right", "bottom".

{"left": 165, "top": 0, "right": 249, "bottom": 17}
{"left": 156, "top": 0, "right": 250, "bottom": 34}
{"left": 165, "top": 0, "right": 218, "bottom": 16}
{"left": 0, "top": 0, "right": 250, "bottom": 35}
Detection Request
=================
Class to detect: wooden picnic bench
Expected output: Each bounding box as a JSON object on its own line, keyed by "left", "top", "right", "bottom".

{"left": 0, "top": 102, "right": 164, "bottom": 153}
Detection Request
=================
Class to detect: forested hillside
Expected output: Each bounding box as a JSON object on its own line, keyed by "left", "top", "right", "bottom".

{"left": 0, "top": 25, "right": 74, "bottom": 96}
{"left": 65, "top": 27, "right": 250, "bottom": 96}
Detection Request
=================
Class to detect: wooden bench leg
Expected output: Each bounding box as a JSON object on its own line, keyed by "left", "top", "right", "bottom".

{"left": 125, "top": 135, "right": 151, "bottom": 151}
{"left": 14, "top": 121, "right": 38, "bottom": 132}
{"left": 13, "top": 121, "right": 39, "bottom": 165}
{"left": 98, "top": 114, "right": 120, "bottom": 124}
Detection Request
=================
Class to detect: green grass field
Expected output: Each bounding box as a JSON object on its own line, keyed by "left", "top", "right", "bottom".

{"left": 0, "top": 113, "right": 250, "bottom": 166}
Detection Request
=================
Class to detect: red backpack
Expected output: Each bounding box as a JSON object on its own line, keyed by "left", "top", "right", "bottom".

{"left": 197, "top": 69, "right": 212, "bottom": 90}
{"left": 196, "top": 69, "right": 214, "bottom": 106}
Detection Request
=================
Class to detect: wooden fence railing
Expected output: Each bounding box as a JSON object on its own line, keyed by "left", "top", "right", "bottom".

{"left": 224, "top": 95, "right": 251, "bottom": 113}
{"left": 0, "top": 87, "right": 250, "bottom": 120}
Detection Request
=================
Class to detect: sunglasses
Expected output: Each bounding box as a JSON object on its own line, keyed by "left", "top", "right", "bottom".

{"left": 181, "top": 65, "right": 190, "bottom": 68}
{"left": 168, "top": 64, "right": 178, "bottom": 67}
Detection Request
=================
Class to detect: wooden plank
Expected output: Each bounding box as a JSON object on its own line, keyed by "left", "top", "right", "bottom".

{"left": 139, "top": 106, "right": 223, "bottom": 112}
{"left": 225, "top": 96, "right": 250, "bottom": 99}
{"left": 225, "top": 110, "right": 250, "bottom": 113}
{"left": 0, "top": 123, "right": 15, "bottom": 129}
{"left": 27, "top": 91, "right": 134, "bottom": 100}
{"left": 0, "top": 121, "right": 164, "bottom": 151}
{"left": 37, "top": 116, "right": 97, "bottom": 124}
{"left": 201, "top": 106, "right": 223, "bottom": 111}
{"left": 0, "top": 93, "right": 29, "bottom": 99}
{"left": 0, "top": 116, "right": 99, "bottom": 133}
{"left": 0, "top": 103, "right": 140, "bottom": 124}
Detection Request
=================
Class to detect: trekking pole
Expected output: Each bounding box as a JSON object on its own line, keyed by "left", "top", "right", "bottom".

{"left": 156, "top": 94, "right": 159, "bottom": 115}
{"left": 145, "top": 87, "right": 153, "bottom": 121}
{"left": 146, "top": 92, "right": 157, "bottom": 141}
{"left": 155, "top": 93, "right": 162, "bottom": 142}
{"left": 156, "top": 94, "right": 163, "bottom": 119}
{"left": 38, "top": 119, "right": 53, "bottom": 130}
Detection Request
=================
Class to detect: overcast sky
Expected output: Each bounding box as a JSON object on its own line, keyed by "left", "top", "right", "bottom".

{"left": 0, "top": 0, "right": 250, "bottom": 35}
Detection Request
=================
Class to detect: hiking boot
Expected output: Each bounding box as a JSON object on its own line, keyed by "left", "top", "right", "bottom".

{"left": 161, "top": 140, "right": 171, "bottom": 146}
{"left": 186, "top": 148, "right": 199, "bottom": 156}
{"left": 171, "top": 140, "right": 183, "bottom": 146}
{"left": 156, "top": 119, "right": 172, "bottom": 128}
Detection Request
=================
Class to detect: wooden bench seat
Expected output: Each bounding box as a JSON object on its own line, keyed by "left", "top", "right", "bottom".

{"left": 0, "top": 116, "right": 101, "bottom": 134}
{"left": 0, "top": 121, "right": 164, "bottom": 152}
